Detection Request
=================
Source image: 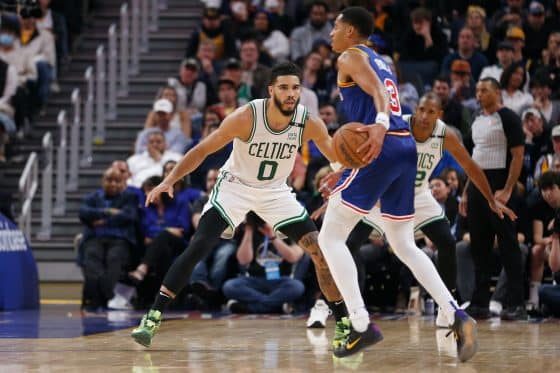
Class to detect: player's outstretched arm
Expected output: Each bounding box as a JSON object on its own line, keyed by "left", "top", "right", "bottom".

{"left": 444, "top": 128, "right": 516, "bottom": 220}
{"left": 145, "top": 105, "right": 252, "bottom": 206}
{"left": 303, "top": 114, "right": 337, "bottom": 162}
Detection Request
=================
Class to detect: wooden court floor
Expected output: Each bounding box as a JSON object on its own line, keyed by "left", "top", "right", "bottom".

{"left": 0, "top": 309, "right": 559, "bottom": 372}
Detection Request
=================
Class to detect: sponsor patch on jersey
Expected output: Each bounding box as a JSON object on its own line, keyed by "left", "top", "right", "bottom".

{"left": 288, "top": 132, "right": 297, "bottom": 141}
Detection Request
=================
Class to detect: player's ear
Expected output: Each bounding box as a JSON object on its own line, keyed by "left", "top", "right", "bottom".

{"left": 437, "top": 110, "right": 444, "bottom": 120}
{"left": 268, "top": 84, "right": 273, "bottom": 97}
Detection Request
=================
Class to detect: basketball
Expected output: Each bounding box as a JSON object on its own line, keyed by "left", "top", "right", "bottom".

{"left": 332, "top": 122, "right": 370, "bottom": 169}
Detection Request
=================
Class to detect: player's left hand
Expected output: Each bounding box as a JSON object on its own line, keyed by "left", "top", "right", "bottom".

{"left": 355, "top": 124, "right": 386, "bottom": 164}
{"left": 489, "top": 198, "right": 517, "bottom": 221}
{"left": 318, "top": 170, "right": 343, "bottom": 199}
{"left": 311, "top": 201, "right": 328, "bottom": 221}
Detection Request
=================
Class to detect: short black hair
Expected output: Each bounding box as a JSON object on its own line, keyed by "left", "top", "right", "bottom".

{"left": 419, "top": 92, "right": 443, "bottom": 109}
{"left": 310, "top": 0, "right": 329, "bottom": 12}
{"left": 340, "top": 7, "right": 374, "bottom": 38}
{"left": 538, "top": 171, "right": 560, "bottom": 190}
{"left": 429, "top": 175, "right": 448, "bottom": 186}
{"left": 530, "top": 72, "right": 552, "bottom": 89}
{"left": 142, "top": 176, "right": 163, "bottom": 190}
{"left": 433, "top": 74, "right": 451, "bottom": 87}
{"left": 500, "top": 61, "right": 526, "bottom": 91}
{"left": 479, "top": 76, "right": 501, "bottom": 90}
{"left": 269, "top": 62, "right": 302, "bottom": 86}
{"left": 410, "top": 7, "right": 432, "bottom": 22}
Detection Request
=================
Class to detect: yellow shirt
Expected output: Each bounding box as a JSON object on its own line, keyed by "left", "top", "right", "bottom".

{"left": 21, "top": 29, "right": 34, "bottom": 45}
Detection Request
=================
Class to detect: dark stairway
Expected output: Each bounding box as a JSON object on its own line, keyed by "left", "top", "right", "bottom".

{"left": 1, "top": 0, "right": 201, "bottom": 282}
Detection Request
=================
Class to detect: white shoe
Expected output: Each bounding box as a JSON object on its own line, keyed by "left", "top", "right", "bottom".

{"left": 489, "top": 300, "right": 502, "bottom": 316}
{"left": 435, "top": 302, "right": 470, "bottom": 328}
{"left": 107, "top": 293, "right": 133, "bottom": 310}
{"left": 435, "top": 307, "right": 449, "bottom": 328}
{"left": 306, "top": 299, "right": 331, "bottom": 328}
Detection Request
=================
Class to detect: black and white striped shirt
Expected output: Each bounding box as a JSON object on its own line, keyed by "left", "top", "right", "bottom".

{"left": 471, "top": 107, "right": 524, "bottom": 170}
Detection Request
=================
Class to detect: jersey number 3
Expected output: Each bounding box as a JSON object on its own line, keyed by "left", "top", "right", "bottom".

{"left": 384, "top": 78, "right": 402, "bottom": 116}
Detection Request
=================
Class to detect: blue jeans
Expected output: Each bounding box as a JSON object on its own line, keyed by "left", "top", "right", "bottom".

{"left": 222, "top": 276, "right": 305, "bottom": 313}
{"left": 190, "top": 240, "right": 236, "bottom": 289}
{"left": 539, "top": 284, "right": 560, "bottom": 316}
{"left": 36, "top": 61, "right": 53, "bottom": 107}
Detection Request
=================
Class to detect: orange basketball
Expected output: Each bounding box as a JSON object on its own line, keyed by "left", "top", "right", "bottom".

{"left": 332, "top": 122, "right": 370, "bottom": 169}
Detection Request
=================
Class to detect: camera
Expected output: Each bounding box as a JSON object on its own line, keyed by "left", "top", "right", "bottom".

{"left": 18, "top": 0, "right": 42, "bottom": 19}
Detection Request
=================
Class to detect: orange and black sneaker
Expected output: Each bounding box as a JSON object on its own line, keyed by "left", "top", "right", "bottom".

{"left": 332, "top": 322, "right": 383, "bottom": 358}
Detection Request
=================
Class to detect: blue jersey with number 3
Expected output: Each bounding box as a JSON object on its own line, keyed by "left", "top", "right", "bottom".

{"left": 338, "top": 45, "right": 409, "bottom": 132}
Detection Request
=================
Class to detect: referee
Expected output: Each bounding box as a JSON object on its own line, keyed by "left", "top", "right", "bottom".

{"left": 462, "top": 77, "right": 526, "bottom": 320}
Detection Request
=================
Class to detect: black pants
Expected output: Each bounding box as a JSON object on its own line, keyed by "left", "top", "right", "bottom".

{"left": 347, "top": 218, "right": 457, "bottom": 294}
{"left": 143, "top": 230, "right": 185, "bottom": 280}
{"left": 162, "top": 207, "right": 316, "bottom": 296}
{"left": 466, "top": 184, "right": 523, "bottom": 308}
{"left": 82, "top": 237, "right": 131, "bottom": 308}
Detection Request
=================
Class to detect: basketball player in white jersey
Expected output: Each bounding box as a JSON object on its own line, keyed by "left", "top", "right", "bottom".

{"left": 323, "top": 93, "right": 516, "bottom": 324}
{"left": 131, "top": 62, "right": 349, "bottom": 348}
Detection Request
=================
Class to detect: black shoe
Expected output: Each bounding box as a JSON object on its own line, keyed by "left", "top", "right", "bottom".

{"left": 191, "top": 281, "right": 222, "bottom": 308}
{"left": 465, "top": 305, "right": 491, "bottom": 320}
{"left": 500, "top": 306, "right": 527, "bottom": 321}
{"left": 332, "top": 323, "right": 383, "bottom": 358}
{"left": 448, "top": 309, "right": 478, "bottom": 362}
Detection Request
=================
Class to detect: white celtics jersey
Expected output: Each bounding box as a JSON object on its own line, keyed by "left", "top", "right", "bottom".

{"left": 221, "top": 99, "right": 308, "bottom": 189}
{"left": 403, "top": 115, "right": 446, "bottom": 193}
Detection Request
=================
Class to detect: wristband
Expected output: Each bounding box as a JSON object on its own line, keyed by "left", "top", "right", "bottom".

{"left": 330, "top": 161, "right": 343, "bottom": 171}
{"left": 375, "top": 112, "right": 390, "bottom": 130}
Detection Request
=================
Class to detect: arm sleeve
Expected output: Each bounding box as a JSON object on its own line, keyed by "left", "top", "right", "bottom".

{"left": 498, "top": 108, "right": 524, "bottom": 148}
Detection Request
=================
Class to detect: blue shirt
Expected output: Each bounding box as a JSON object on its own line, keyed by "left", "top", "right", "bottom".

{"left": 79, "top": 189, "right": 139, "bottom": 245}
{"left": 141, "top": 198, "right": 192, "bottom": 241}
{"left": 338, "top": 45, "right": 409, "bottom": 132}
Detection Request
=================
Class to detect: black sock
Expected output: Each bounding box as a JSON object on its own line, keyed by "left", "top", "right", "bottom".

{"left": 152, "top": 291, "right": 173, "bottom": 312}
{"left": 328, "top": 299, "right": 348, "bottom": 322}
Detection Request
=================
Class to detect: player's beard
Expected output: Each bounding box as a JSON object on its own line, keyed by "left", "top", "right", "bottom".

{"left": 273, "top": 95, "right": 299, "bottom": 117}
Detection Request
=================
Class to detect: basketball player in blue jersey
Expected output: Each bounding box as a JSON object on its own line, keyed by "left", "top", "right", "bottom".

{"left": 131, "top": 63, "right": 350, "bottom": 348}
{"left": 316, "top": 93, "right": 516, "bottom": 329}
{"left": 317, "top": 7, "right": 478, "bottom": 361}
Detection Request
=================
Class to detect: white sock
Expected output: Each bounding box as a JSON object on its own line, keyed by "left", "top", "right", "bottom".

{"left": 381, "top": 219, "right": 459, "bottom": 325}
{"left": 529, "top": 281, "right": 541, "bottom": 305}
{"left": 318, "top": 196, "right": 368, "bottom": 332}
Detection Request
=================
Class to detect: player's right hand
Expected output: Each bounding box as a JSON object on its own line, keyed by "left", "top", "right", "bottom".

{"left": 355, "top": 124, "right": 386, "bottom": 164}
{"left": 145, "top": 182, "right": 174, "bottom": 207}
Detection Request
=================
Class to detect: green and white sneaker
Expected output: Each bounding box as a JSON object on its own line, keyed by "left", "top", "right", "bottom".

{"left": 332, "top": 317, "right": 351, "bottom": 349}
{"left": 131, "top": 309, "right": 162, "bottom": 347}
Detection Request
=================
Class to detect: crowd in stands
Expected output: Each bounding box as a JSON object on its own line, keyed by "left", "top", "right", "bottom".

{"left": 0, "top": 0, "right": 86, "bottom": 162}
{"left": 73, "top": 1, "right": 560, "bottom": 319}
